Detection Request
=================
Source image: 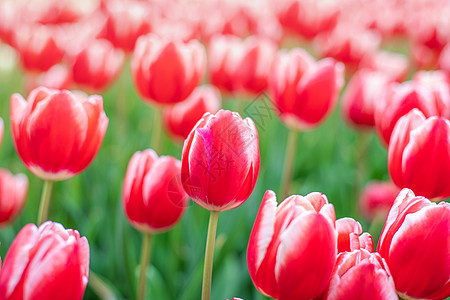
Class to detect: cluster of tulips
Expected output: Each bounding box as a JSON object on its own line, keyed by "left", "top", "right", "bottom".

{"left": 0, "top": 0, "right": 449, "bottom": 299}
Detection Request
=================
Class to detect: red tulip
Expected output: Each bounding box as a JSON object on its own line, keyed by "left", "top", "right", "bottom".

{"left": 388, "top": 109, "right": 450, "bottom": 200}
{"left": 377, "top": 189, "right": 450, "bottom": 300}
{"left": 0, "top": 221, "right": 89, "bottom": 300}
{"left": 0, "top": 169, "right": 28, "bottom": 227}
{"left": 10, "top": 87, "right": 108, "bottom": 181}
{"left": 181, "top": 110, "right": 260, "bottom": 212}
{"left": 335, "top": 217, "right": 362, "bottom": 253}
{"left": 247, "top": 190, "right": 337, "bottom": 300}
{"left": 132, "top": 34, "right": 205, "bottom": 105}
{"left": 341, "top": 70, "right": 390, "bottom": 129}
{"left": 164, "top": 85, "right": 221, "bottom": 141}
{"left": 12, "top": 24, "right": 65, "bottom": 72}
{"left": 24, "top": 64, "right": 73, "bottom": 95}
{"left": 412, "top": 71, "right": 450, "bottom": 118}
{"left": 208, "top": 34, "right": 243, "bottom": 94}
{"left": 122, "top": 149, "right": 188, "bottom": 233}
{"left": 72, "top": 39, "right": 124, "bottom": 92}
{"left": 269, "top": 48, "right": 344, "bottom": 130}
{"left": 359, "top": 181, "right": 399, "bottom": 221}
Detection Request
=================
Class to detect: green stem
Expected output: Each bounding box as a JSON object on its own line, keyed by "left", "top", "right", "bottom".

{"left": 37, "top": 180, "right": 54, "bottom": 225}
{"left": 353, "top": 132, "right": 371, "bottom": 215}
{"left": 151, "top": 107, "right": 162, "bottom": 153}
{"left": 138, "top": 233, "right": 153, "bottom": 300}
{"left": 88, "top": 271, "right": 117, "bottom": 300}
{"left": 280, "top": 129, "right": 299, "bottom": 199}
{"left": 201, "top": 210, "right": 220, "bottom": 300}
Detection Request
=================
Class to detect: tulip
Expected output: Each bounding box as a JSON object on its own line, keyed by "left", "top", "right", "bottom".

{"left": 335, "top": 217, "right": 362, "bottom": 253}
{"left": 164, "top": 85, "right": 221, "bottom": 141}
{"left": 181, "top": 109, "right": 260, "bottom": 300}
{"left": 0, "top": 221, "right": 89, "bottom": 300}
{"left": 377, "top": 189, "right": 450, "bottom": 299}
{"left": 10, "top": 86, "right": 108, "bottom": 224}
{"left": 359, "top": 181, "right": 399, "bottom": 221}
{"left": 360, "top": 50, "right": 409, "bottom": 82}
{"left": 24, "top": 64, "right": 73, "bottom": 95}
{"left": 247, "top": 190, "right": 337, "bottom": 300}
{"left": 341, "top": 70, "right": 390, "bottom": 129}
{"left": 439, "top": 43, "right": 450, "bottom": 74}
{"left": 72, "top": 39, "right": 125, "bottom": 93}
{"left": 123, "top": 149, "right": 188, "bottom": 300}
{"left": 131, "top": 34, "right": 205, "bottom": 105}
{"left": 0, "top": 169, "right": 28, "bottom": 227}
{"left": 388, "top": 109, "right": 450, "bottom": 199}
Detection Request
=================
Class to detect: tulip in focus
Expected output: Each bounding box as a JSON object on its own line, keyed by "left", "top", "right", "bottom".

{"left": 269, "top": 48, "right": 344, "bottom": 130}
{"left": 378, "top": 189, "right": 450, "bottom": 300}
{"left": 335, "top": 217, "right": 362, "bottom": 253}
{"left": 0, "top": 221, "right": 89, "bottom": 300}
{"left": 388, "top": 109, "right": 450, "bottom": 199}
{"left": 132, "top": 34, "right": 205, "bottom": 105}
{"left": 122, "top": 149, "right": 188, "bottom": 233}
{"left": 181, "top": 110, "right": 260, "bottom": 211}
{"left": 0, "top": 169, "right": 28, "bottom": 227}
{"left": 72, "top": 39, "right": 125, "bottom": 92}
{"left": 164, "top": 85, "right": 221, "bottom": 141}
{"left": 359, "top": 181, "right": 399, "bottom": 221}
{"left": 10, "top": 87, "right": 109, "bottom": 181}
{"left": 247, "top": 190, "right": 337, "bottom": 300}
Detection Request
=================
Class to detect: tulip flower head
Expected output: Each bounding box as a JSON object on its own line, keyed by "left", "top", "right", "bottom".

{"left": 0, "top": 221, "right": 90, "bottom": 300}
{"left": 247, "top": 190, "right": 337, "bottom": 300}
{"left": 335, "top": 217, "right": 362, "bottom": 253}
{"left": 359, "top": 181, "right": 399, "bottom": 221}
{"left": 10, "top": 87, "right": 109, "bottom": 181}
{"left": 181, "top": 110, "right": 260, "bottom": 212}
{"left": 0, "top": 169, "right": 28, "bottom": 227}
{"left": 378, "top": 189, "right": 450, "bottom": 300}
{"left": 122, "top": 149, "right": 189, "bottom": 233}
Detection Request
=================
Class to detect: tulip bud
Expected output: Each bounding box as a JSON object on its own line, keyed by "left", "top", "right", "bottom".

{"left": 247, "top": 190, "right": 337, "bottom": 300}
{"left": 0, "top": 169, "right": 28, "bottom": 227}
{"left": 269, "top": 48, "right": 344, "bottom": 130}
{"left": 181, "top": 110, "right": 260, "bottom": 212}
{"left": 377, "top": 189, "right": 450, "bottom": 299}
{"left": 132, "top": 34, "right": 205, "bottom": 105}
{"left": 388, "top": 109, "right": 450, "bottom": 199}
{"left": 164, "top": 85, "right": 221, "bottom": 141}
{"left": 10, "top": 87, "right": 108, "bottom": 181}
{"left": 122, "top": 149, "right": 188, "bottom": 233}
{"left": 0, "top": 221, "right": 89, "bottom": 300}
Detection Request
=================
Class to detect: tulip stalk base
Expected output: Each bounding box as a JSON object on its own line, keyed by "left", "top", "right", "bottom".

{"left": 37, "top": 180, "right": 54, "bottom": 225}
{"left": 280, "top": 130, "right": 299, "bottom": 199}
{"left": 138, "top": 233, "right": 153, "bottom": 300}
{"left": 202, "top": 210, "right": 220, "bottom": 300}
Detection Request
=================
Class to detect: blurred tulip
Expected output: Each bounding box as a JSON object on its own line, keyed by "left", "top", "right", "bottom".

{"left": 247, "top": 190, "right": 337, "bottom": 300}
{"left": 335, "top": 217, "right": 362, "bottom": 253}
{"left": 10, "top": 87, "right": 108, "bottom": 181}
{"left": 341, "top": 70, "right": 390, "bottom": 129}
{"left": 359, "top": 181, "right": 399, "bottom": 221}
{"left": 413, "top": 70, "right": 450, "bottom": 118}
{"left": 72, "top": 39, "right": 125, "bottom": 92}
{"left": 0, "top": 221, "right": 89, "bottom": 300}
{"left": 164, "top": 85, "right": 221, "bottom": 141}
{"left": 181, "top": 110, "right": 259, "bottom": 212}
{"left": 388, "top": 109, "right": 450, "bottom": 200}
{"left": 132, "top": 34, "right": 205, "bottom": 105}
{"left": 208, "top": 35, "right": 243, "bottom": 94}
{"left": 123, "top": 149, "right": 188, "bottom": 233}
{"left": 24, "top": 64, "right": 73, "bottom": 95}
{"left": 360, "top": 50, "right": 409, "bottom": 82}
{"left": 269, "top": 48, "right": 344, "bottom": 130}
{"left": 12, "top": 25, "right": 65, "bottom": 72}
{"left": 0, "top": 1, "right": 18, "bottom": 46}
{"left": 378, "top": 189, "right": 450, "bottom": 299}
{"left": 439, "top": 43, "right": 450, "bottom": 74}
{"left": 0, "top": 169, "right": 28, "bottom": 227}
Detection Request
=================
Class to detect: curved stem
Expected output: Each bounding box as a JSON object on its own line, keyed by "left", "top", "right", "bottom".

{"left": 88, "top": 270, "right": 117, "bottom": 300}
{"left": 280, "top": 129, "right": 299, "bottom": 199}
{"left": 138, "top": 233, "right": 153, "bottom": 300}
{"left": 151, "top": 107, "right": 162, "bottom": 153}
{"left": 37, "top": 180, "right": 54, "bottom": 225}
{"left": 201, "top": 210, "right": 220, "bottom": 300}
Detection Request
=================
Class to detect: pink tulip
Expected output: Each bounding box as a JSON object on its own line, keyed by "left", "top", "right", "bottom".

{"left": 269, "top": 48, "right": 344, "bottom": 130}
{"left": 181, "top": 110, "right": 260, "bottom": 212}
{"left": 388, "top": 109, "right": 450, "bottom": 199}
{"left": 164, "top": 85, "right": 221, "bottom": 141}
{"left": 359, "top": 181, "right": 399, "bottom": 221}
{"left": 0, "top": 169, "right": 28, "bottom": 227}
{"left": 24, "top": 64, "right": 73, "bottom": 95}
{"left": 10, "top": 87, "right": 108, "bottom": 181}
{"left": 0, "top": 221, "right": 89, "bottom": 300}
{"left": 122, "top": 149, "right": 188, "bottom": 233}
{"left": 247, "top": 190, "right": 337, "bottom": 300}
{"left": 439, "top": 43, "right": 450, "bottom": 74}
{"left": 132, "top": 34, "right": 205, "bottom": 105}
{"left": 378, "top": 189, "right": 450, "bottom": 299}
{"left": 360, "top": 51, "right": 409, "bottom": 82}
